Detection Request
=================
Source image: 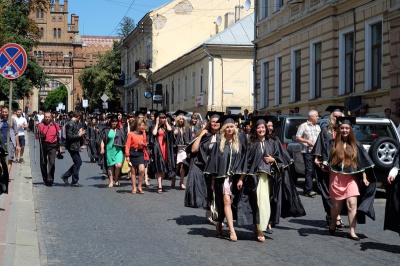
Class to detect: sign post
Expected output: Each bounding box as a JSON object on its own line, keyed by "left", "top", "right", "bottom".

{"left": 0, "top": 43, "right": 28, "bottom": 162}
{"left": 82, "top": 99, "right": 88, "bottom": 114}
{"left": 101, "top": 94, "right": 109, "bottom": 111}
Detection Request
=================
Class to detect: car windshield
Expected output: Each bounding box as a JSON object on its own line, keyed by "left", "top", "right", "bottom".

{"left": 353, "top": 124, "right": 397, "bottom": 143}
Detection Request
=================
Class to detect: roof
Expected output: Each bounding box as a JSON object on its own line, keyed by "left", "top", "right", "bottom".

{"left": 205, "top": 13, "right": 254, "bottom": 46}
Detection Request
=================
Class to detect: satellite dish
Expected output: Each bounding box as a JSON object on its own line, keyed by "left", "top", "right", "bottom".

{"left": 244, "top": 0, "right": 251, "bottom": 11}
{"left": 215, "top": 16, "right": 222, "bottom": 26}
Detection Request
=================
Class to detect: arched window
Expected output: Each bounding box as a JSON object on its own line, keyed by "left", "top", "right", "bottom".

{"left": 34, "top": 51, "right": 37, "bottom": 56}
{"left": 36, "top": 10, "right": 39, "bottom": 18}
{"left": 69, "top": 52, "right": 72, "bottom": 57}
{"left": 58, "top": 28, "right": 61, "bottom": 38}
{"left": 40, "top": 28, "right": 44, "bottom": 38}
{"left": 41, "top": 11, "right": 44, "bottom": 18}
{"left": 53, "top": 28, "right": 56, "bottom": 38}
{"left": 38, "top": 51, "right": 42, "bottom": 56}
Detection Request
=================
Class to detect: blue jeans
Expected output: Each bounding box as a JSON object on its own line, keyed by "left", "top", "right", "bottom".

{"left": 63, "top": 150, "right": 82, "bottom": 184}
{"left": 302, "top": 153, "right": 315, "bottom": 193}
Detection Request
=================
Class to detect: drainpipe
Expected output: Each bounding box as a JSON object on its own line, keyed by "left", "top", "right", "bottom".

{"left": 203, "top": 44, "right": 215, "bottom": 111}
{"left": 253, "top": 1, "right": 258, "bottom": 111}
{"left": 352, "top": 8, "right": 356, "bottom": 95}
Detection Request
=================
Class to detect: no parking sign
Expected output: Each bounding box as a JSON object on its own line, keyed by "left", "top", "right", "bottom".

{"left": 0, "top": 43, "right": 28, "bottom": 79}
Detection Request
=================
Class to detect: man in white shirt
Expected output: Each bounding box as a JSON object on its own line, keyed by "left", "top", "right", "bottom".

{"left": 14, "top": 109, "right": 28, "bottom": 163}
{"left": 36, "top": 110, "right": 44, "bottom": 123}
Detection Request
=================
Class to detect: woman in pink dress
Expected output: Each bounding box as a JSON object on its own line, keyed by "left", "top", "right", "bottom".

{"left": 321, "top": 117, "right": 376, "bottom": 241}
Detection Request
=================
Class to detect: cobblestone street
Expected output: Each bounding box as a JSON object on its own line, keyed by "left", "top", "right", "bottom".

{"left": 28, "top": 134, "right": 400, "bottom": 265}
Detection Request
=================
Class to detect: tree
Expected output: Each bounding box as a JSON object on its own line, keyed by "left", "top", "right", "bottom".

{"left": 43, "top": 84, "right": 67, "bottom": 111}
{"left": 117, "top": 17, "right": 135, "bottom": 38}
{"left": 79, "top": 42, "right": 122, "bottom": 111}
{"left": 0, "top": 0, "right": 49, "bottom": 100}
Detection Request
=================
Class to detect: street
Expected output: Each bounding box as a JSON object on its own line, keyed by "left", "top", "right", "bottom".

{"left": 25, "top": 133, "right": 400, "bottom": 265}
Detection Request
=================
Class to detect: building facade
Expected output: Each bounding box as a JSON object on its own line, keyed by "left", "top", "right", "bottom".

{"left": 254, "top": 0, "right": 398, "bottom": 117}
{"left": 119, "top": 0, "right": 253, "bottom": 113}
{"left": 27, "top": 0, "right": 119, "bottom": 113}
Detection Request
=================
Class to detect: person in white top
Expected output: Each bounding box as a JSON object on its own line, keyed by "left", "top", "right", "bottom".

{"left": 14, "top": 109, "right": 28, "bottom": 163}
{"left": 36, "top": 110, "right": 44, "bottom": 123}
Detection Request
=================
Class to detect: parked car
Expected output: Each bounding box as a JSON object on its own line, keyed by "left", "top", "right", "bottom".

{"left": 286, "top": 117, "right": 400, "bottom": 185}
{"left": 274, "top": 115, "right": 308, "bottom": 148}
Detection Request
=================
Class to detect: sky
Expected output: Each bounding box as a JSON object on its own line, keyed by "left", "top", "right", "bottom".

{"left": 67, "top": 0, "right": 171, "bottom": 36}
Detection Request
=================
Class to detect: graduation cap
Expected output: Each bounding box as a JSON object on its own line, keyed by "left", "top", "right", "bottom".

{"left": 108, "top": 115, "right": 118, "bottom": 122}
{"left": 205, "top": 111, "right": 224, "bottom": 120}
{"left": 127, "top": 113, "right": 135, "bottom": 118}
{"left": 173, "top": 110, "right": 188, "bottom": 117}
{"left": 154, "top": 110, "right": 167, "bottom": 119}
{"left": 149, "top": 109, "right": 158, "bottom": 114}
{"left": 250, "top": 115, "right": 276, "bottom": 127}
{"left": 135, "top": 110, "right": 146, "bottom": 117}
{"left": 325, "top": 105, "right": 345, "bottom": 113}
{"left": 139, "top": 107, "right": 148, "bottom": 113}
{"left": 336, "top": 116, "right": 356, "bottom": 126}
{"left": 217, "top": 115, "right": 240, "bottom": 125}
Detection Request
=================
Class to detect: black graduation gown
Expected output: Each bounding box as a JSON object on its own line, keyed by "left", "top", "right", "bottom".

{"left": 384, "top": 151, "right": 400, "bottom": 235}
{"left": 0, "top": 132, "right": 9, "bottom": 194}
{"left": 323, "top": 140, "right": 377, "bottom": 223}
{"left": 184, "top": 133, "right": 219, "bottom": 208}
{"left": 204, "top": 139, "right": 247, "bottom": 223}
{"left": 184, "top": 124, "right": 200, "bottom": 143}
{"left": 87, "top": 125, "right": 100, "bottom": 160}
{"left": 151, "top": 125, "right": 176, "bottom": 177}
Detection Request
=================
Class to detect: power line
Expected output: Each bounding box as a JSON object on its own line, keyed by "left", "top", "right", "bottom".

{"left": 108, "top": 0, "right": 136, "bottom": 37}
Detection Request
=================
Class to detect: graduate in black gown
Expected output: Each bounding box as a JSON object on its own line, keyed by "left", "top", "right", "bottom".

{"left": 184, "top": 111, "right": 223, "bottom": 224}
{"left": 173, "top": 110, "right": 190, "bottom": 189}
{"left": 323, "top": 117, "right": 376, "bottom": 240}
{"left": 204, "top": 115, "right": 247, "bottom": 242}
{"left": 150, "top": 111, "right": 175, "bottom": 194}
{"left": 311, "top": 106, "right": 346, "bottom": 228}
{"left": 385, "top": 151, "right": 400, "bottom": 235}
{"left": 87, "top": 117, "right": 100, "bottom": 162}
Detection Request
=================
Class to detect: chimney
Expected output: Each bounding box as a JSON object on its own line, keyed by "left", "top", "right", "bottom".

{"left": 224, "top": 12, "right": 235, "bottom": 29}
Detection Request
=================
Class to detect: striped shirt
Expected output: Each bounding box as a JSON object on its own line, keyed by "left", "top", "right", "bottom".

{"left": 296, "top": 120, "right": 321, "bottom": 153}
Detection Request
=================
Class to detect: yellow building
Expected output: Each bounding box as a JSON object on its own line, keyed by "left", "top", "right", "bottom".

{"left": 254, "top": 0, "right": 399, "bottom": 116}
{"left": 118, "top": 0, "right": 253, "bottom": 112}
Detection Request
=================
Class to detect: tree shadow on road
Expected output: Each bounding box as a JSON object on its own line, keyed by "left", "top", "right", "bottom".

{"left": 357, "top": 241, "right": 400, "bottom": 254}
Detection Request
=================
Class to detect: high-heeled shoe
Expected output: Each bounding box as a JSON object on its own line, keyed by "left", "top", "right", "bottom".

{"left": 229, "top": 231, "right": 237, "bottom": 242}
{"left": 216, "top": 222, "right": 223, "bottom": 237}
{"left": 336, "top": 219, "right": 345, "bottom": 228}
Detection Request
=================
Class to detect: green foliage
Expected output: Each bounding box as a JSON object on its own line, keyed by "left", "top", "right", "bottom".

{"left": 117, "top": 17, "right": 135, "bottom": 38}
{"left": 0, "top": 0, "right": 49, "bottom": 101}
{"left": 43, "top": 84, "right": 67, "bottom": 111}
{"left": 79, "top": 42, "right": 122, "bottom": 111}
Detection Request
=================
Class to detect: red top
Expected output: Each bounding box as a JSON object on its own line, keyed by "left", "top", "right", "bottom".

{"left": 38, "top": 122, "right": 60, "bottom": 143}
{"left": 125, "top": 131, "right": 147, "bottom": 156}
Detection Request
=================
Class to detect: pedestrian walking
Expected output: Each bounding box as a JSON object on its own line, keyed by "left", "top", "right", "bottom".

{"left": 173, "top": 110, "right": 189, "bottom": 190}
{"left": 60, "top": 111, "right": 86, "bottom": 187}
{"left": 13, "top": 109, "right": 28, "bottom": 163}
{"left": 37, "top": 112, "right": 63, "bottom": 186}
{"left": 0, "top": 106, "right": 18, "bottom": 173}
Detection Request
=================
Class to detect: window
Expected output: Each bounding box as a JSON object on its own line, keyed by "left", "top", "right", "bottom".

{"left": 260, "top": 0, "right": 269, "bottom": 20}
{"left": 365, "top": 17, "right": 383, "bottom": 91}
{"left": 275, "top": 0, "right": 284, "bottom": 12}
{"left": 260, "top": 60, "right": 269, "bottom": 108}
{"left": 171, "top": 80, "right": 174, "bottom": 105}
{"left": 40, "top": 28, "right": 44, "bottom": 38}
{"left": 52, "top": 17, "right": 56, "bottom": 22}
{"left": 58, "top": 28, "right": 61, "bottom": 38}
{"left": 34, "top": 51, "right": 37, "bottom": 56}
{"left": 191, "top": 71, "right": 195, "bottom": 96}
{"left": 310, "top": 40, "right": 322, "bottom": 99}
{"left": 184, "top": 75, "right": 187, "bottom": 100}
{"left": 69, "top": 52, "right": 72, "bottom": 57}
{"left": 53, "top": 28, "right": 56, "bottom": 38}
{"left": 274, "top": 56, "right": 282, "bottom": 105}
{"left": 36, "top": 10, "right": 39, "bottom": 18}
{"left": 290, "top": 48, "right": 301, "bottom": 102}
{"left": 59, "top": 17, "right": 63, "bottom": 22}
{"left": 200, "top": 68, "right": 203, "bottom": 94}
{"left": 339, "top": 29, "right": 354, "bottom": 95}
{"left": 177, "top": 78, "right": 181, "bottom": 102}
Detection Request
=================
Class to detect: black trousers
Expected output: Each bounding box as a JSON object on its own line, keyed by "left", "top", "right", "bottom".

{"left": 302, "top": 153, "right": 315, "bottom": 193}
{"left": 40, "top": 142, "right": 58, "bottom": 185}
{"left": 63, "top": 150, "right": 82, "bottom": 184}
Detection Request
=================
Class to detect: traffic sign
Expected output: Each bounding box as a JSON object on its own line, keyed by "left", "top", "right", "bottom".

{"left": 144, "top": 90, "right": 152, "bottom": 99}
{"left": 82, "top": 99, "right": 88, "bottom": 108}
{"left": 102, "top": 102, "right": 108, "bottom": 109}
{"left": 0, "top": 43, "right": 28, "bottom": 80}
{"left": 153, "top": 95, "right": 162, "bottom": 101}
{"left": 101, "top": 93, "right": 109, "bottom": 102}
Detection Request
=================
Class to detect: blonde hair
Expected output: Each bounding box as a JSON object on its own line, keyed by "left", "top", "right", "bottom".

{"left": 219, "top": 123, "right": 239, "bottom": 153}
{"left": 327, "top": 112, "right": 343, "bottom": 134}
{"left": 174, "top": 115, "right": 187, "bottom": 133}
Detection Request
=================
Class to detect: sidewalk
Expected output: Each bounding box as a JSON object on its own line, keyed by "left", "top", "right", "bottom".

{"left": 0, "top": 136, "right": 41, "bottom": 265}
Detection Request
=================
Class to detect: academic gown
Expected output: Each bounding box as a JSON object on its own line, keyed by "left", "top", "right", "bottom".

{"left": 204, "top": 139, "right": 247, "bottom": 223}
{"left": 0, "top": 133, "right": 9, "bottom": 194}
{"left": 384, "top": 151, "right": 400, "bottom": 235}
{"left": 151, "top": 125, "right": 176, "bottom": 177}
{"left": 87, "top": 125, "right": 100, "bottom": 160}
{"left": 184, "top": 133, "right": 219, "bottom": 208}
{"left": 323, "top": 140, "right": 377, "bottom": 223}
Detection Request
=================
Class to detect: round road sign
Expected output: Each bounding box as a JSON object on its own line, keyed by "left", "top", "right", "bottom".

{"left": 0, "top": 43, "right": 28, "bottom": 80}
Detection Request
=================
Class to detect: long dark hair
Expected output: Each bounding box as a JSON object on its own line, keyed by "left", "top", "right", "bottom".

{"left": 330, "top": 125, "right": 357, "bottom": 169}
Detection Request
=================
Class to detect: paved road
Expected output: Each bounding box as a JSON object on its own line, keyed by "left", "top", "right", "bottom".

{"left": 28, "top": 133, "right": 399, "bottom": 265}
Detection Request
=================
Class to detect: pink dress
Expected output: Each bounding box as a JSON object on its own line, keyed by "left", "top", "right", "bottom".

{"left": 329, "top": 172, "right": 360, "bottom": 200}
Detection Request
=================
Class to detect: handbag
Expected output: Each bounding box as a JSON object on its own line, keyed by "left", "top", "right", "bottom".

{"left": 121, "top": 159, "right": 131, "bottom": 174}
{"left": 210, "top": 191, "right": 218, "bottom": 221}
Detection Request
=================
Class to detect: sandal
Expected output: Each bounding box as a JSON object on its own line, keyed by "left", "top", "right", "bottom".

{"left": 137, "top": 188, "right": 144, "bottom": 194}
{"left": 180, "top": 183, "right": 186, "bottom": 190}
{"left": 115, "top": 181, "right": 120, "bottom": 187}
{"left": 131, "top": 189, "right": 137, "bottom": 194}
{"left": 157, "top": 187, "right": 163, "bottom": 194}
{"left": 336, "top": 219, "right": 345, "bottom": 228}
{"left": 108, "top": 183, "right": 113, "bottom": 188}
{"left": 229, "top": 231, "right": 237, "bottom": 242}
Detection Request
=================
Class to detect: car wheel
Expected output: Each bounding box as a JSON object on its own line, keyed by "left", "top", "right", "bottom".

{"left": 368, "top": 137, "right": 400, "bottom": 171}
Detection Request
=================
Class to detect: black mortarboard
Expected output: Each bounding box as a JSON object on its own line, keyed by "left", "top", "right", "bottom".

{"left": 217, "top": 115, "right": 239, "bottom": 125}
{"left": 149, "top": 109, "right": 158, "bottom": 114}
{"left": 173, "top": 110, "right": 188, "bottom": 117}
{"left": 205, "top": 111, "right": 224, "bottom": 120}
{"left": 109, "top": 115, "right": 118, "bottom": 122}
{"left": 127, "top": 113, "right": 134, "bottom": 118}
{"left": 154, "top": 110, "right": 167, "bottom": 119}
{"left": 135, "top": 110, "right": 146, "bottom": 117}
{"left": 325, "top": 105, "right": 345, "bottom": 113}
{"left": 250, "top": 115, "right": 276, "bottom": 127}
{"left": 139, "top": 107, "right": 148, "bottom": 113}
{"left": 336, "top": 116, "right": 356, "bottom": 126}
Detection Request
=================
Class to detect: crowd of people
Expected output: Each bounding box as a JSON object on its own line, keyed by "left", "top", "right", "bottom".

{"left": 0, "top": 106, "right": 399, "bottom": 243}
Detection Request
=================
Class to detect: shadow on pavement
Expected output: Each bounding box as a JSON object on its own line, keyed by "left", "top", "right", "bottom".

{"left": 357, "top": 241, "right": 400, "bottom": 254}
{"left": 170, "top": 215, "right": 209, "bottom": 226}
{"left": 32, "top": 181, "right": 69, "bottom": 187}
{"left": 288, "top": 218, "right": 327, "bottom": 228}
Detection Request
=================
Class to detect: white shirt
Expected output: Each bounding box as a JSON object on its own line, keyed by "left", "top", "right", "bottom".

{"left": 14, "top": 116, "right": 27, "bottom": 136}
{"left": 36, "top": 114, "right": 44, "bottom": 123}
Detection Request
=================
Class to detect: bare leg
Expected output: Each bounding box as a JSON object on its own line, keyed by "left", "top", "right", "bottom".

{"left": 347, "top": 197, "right": 358, "bottom": 238}
{"left": 108, "top": 166, "right": 114, "bottom": 188}
{"left": 114, "top": 163, "right": 121, "bottom": 185}
{"left": 137, "top": 164, "right": 144, "bottom": 192}
{"left": 223, "top": 194, "right": 237, "bottom": 241}
{"left": 156, "top": 172, "right": 164, "bottom": 193}
{"left": 178, "top": 163, "right": 186, "bottom": 189}
{"left": 144, "top": 165, "right": 150, "bottom": 186}
{"left": 329, "top": 199, "right": 344, "bottom": 231}
{"left": 130, "top": 166, "right": 137, "bottom": 193}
